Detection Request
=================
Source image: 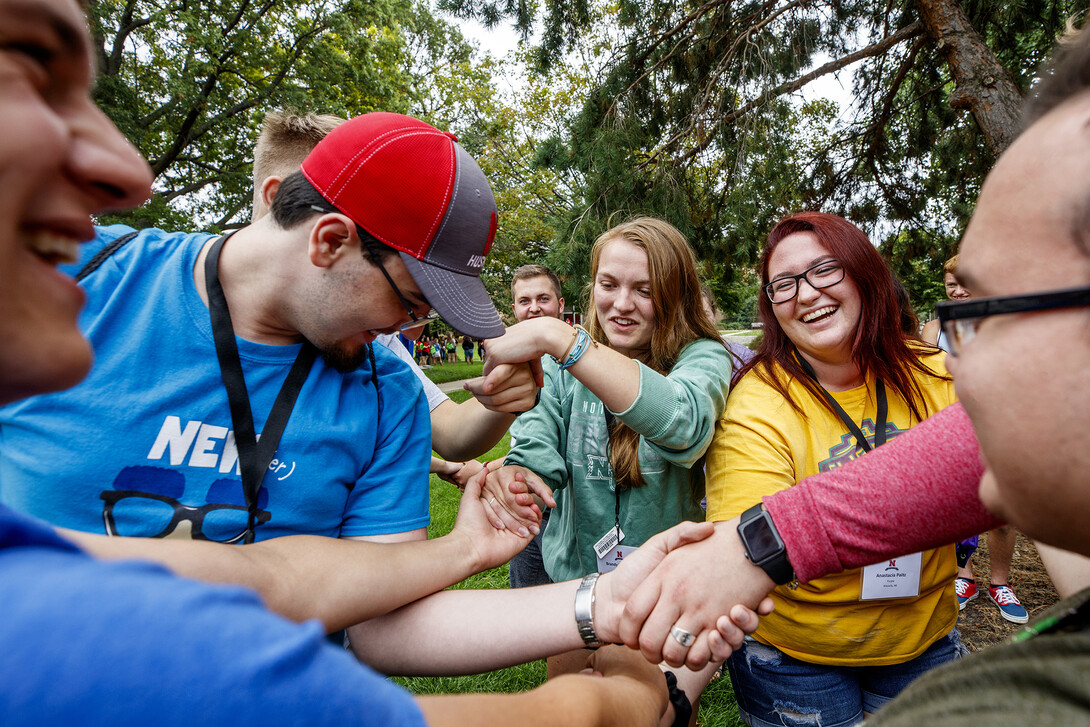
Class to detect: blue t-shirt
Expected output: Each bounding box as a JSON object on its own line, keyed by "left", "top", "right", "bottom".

{"left": 0, "top": 504, "right": 426, "bottom": 726}
{"left": 0, "top": 225, "right": 430, "bottom": 542}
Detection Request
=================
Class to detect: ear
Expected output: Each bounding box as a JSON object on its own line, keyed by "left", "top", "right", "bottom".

{"left": 307, "top": 214, "right": 359, "bottom": 269}
{"left": 557, "top": 297, "right": 565, "bottom": 316}
{"left": 260, "top": 176, "right": 282, "bottom": 208}
{"left": 250, "top": 176, "right": 281, "bottom": 222}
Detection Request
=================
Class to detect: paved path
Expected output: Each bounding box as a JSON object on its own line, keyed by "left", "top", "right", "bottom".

{"left": 723, "top": 330, "right": 760, "bottom": 345}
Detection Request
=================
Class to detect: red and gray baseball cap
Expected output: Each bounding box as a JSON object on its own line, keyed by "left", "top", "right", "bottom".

{"left": 301, "top": 112, "right": 504, "bottom": 338}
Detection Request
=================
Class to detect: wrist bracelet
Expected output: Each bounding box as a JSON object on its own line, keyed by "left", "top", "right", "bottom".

{"left": 662, "top": 671, "right": 693, "bottom": 727}
{"left": 559, "top": 325, "right": 595, "bottom": 372}
{"left": 558, "top": 325, "right": 581, "bottom": 365}
{"left": 574, "top": 572, "right": 601, "bottom": 647}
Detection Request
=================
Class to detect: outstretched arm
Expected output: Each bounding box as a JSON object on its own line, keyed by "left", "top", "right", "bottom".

{"left": 472, "top": 318, "right": 643, "bottom": 414}
{"left": 63, "top": 474, "right": 535, "bottom": 632}
{"left": 431, "top": 362, "right": 541, "bottom": 461}
{"left": 375, "top": 333, "right": 537, "bottom": 462}
{"left": 621, "top": 402, "right": 1000, "bottom": 669}
{"left": 417, "top": 645, "right": 667, "bottom": 727}
{"left": 767, "top": 402, "right": 999, "bottom": 581}
{"left": 347, "top": 521, "right": 756, "bottom": 675}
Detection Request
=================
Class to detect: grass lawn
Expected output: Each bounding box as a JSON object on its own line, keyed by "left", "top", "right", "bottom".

{"left": 393, "top": 390, "right": 744, "bottom": 725}
{"left": 421, "top": 360, "right": 484, "bottom": 385}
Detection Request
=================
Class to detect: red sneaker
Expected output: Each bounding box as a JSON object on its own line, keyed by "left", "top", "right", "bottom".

{"left": 955, "top": 577, "right": 978, "bottom": 610}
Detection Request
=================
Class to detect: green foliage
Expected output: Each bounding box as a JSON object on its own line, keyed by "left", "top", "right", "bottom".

{"left": 884, "top": 229, "right": 954, "bottom": 321}
{"left": 466, "top": 44, "right": 597, "bottom": 313}
{"left": 710, "top": 266, "right": 762, "bottom": 327}
{"left": 88, "top": 0, "right": 490, "bottom": 230}
{"left": 441, "top": 0, "right": 1090, "bottom": 305}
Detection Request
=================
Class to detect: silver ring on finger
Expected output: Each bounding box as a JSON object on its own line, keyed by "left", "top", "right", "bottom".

{"left": 670, "top": 624, "right": 696, "bottom": 648}
{"left": 488, "top": 497, "right": 497, "bottom": 505}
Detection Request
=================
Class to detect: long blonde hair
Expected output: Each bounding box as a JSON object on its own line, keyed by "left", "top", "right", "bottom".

{"left": 584, "top": 217, "right": 722, "bottom": 488}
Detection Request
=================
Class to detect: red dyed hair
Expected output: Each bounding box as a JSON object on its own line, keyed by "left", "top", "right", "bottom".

{"left": 739, "top": 211, "right": 946, "bottom": 420}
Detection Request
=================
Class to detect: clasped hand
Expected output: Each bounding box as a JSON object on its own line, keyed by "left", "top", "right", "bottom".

{"left": 448, "top": 461, "right": 539, "bottom": 573}
{"left": 474, "top": 459, "right": 775, "bottom": 669}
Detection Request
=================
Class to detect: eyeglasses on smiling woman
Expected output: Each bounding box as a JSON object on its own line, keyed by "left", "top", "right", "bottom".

{"left": 764, "top": 259, "right": 846, "bottom": 303}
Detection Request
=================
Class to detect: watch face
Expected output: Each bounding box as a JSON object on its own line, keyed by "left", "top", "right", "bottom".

{"left": 741, "top": 516, "right": 782, "bottom": 562}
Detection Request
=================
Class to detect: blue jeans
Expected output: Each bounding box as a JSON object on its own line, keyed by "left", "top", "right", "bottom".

{"left": 509, "top": 509, "right": 553, "bottom": 588}
{"left": 726, "top": 629, "right": 965, "bottom": 727}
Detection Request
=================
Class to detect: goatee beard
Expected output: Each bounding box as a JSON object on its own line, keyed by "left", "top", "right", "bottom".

{"left": 320, "top": 341, "right": 371, "bottom": 373}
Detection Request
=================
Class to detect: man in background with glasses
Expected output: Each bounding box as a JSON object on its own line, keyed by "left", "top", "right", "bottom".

{"left": 0, "top": 113, "right": 509, "bottom": 561}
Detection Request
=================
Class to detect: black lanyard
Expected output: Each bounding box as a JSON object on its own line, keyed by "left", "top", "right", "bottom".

{"left": 204, "top": 235, "right": 317, "bottom": 543}
{"left": 797, "top": 354, "right": 887, "bottom": 453}
{"left": 604, "top": 409, "right": 622, "bottom": 534}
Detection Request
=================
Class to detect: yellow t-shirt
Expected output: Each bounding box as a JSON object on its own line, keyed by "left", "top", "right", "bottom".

{"left": 706, "top": 351, "right": 958, "bottom": 666}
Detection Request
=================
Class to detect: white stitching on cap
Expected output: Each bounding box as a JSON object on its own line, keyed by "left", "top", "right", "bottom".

{"left": 326, "top": 127, "right": 455, "bottom": 247}
{"left": 325, "top": 128, "right": 397, "bottom": 190}
{"left": 417, "top": 263, "right": 501, "bottom": 327}
{"left": 329, "top": 128, "right": 432, "bottom": 196}
{"left": 310, "top": 127, "right": 405, "bottom": 196}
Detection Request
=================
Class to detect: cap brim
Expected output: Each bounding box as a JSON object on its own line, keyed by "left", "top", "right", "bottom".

{"left": 400, "top": 253, "right": 506, "bottom": 338}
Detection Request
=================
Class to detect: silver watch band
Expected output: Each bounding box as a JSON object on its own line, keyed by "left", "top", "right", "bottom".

{"left": 574, "top": 572, "right": 601, "bottom": 647}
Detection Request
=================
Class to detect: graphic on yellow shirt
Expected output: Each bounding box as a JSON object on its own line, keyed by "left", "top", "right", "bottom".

{"left": 819, "top": 421, "right": 910, "bottom": 472}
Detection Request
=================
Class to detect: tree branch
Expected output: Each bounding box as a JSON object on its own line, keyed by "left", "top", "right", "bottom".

{"left": 913, "top": 0, "right": 1023, "bottom": 155}
{"left": 659, "top": 20, "right": 925, "bottom": 168}
{"left": 864, "top": 34, "right": 926, "bottom": 168}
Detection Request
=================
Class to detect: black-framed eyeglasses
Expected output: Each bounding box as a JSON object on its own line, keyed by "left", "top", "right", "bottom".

{"left": 310, "top": 205, "right": 438, "bottom": 332}
{"left": 361, "top": 237, "right": 440, "bottom": 332}
{"left": 764, "top": 259, "right": 846, "bottom": 303}
{"left": 101, "top": 490, "right": 272, "bottom": 544}
{"left": 937, "top": 284, "right": 1090, "bottom": 356}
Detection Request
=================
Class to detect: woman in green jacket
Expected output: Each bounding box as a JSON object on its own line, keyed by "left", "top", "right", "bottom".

{"left": 478, "top": 218, "right": 737, "bottom": 710}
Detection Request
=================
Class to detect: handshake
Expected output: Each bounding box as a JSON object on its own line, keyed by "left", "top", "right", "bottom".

{"left": 472, "top": 460, "right": 778, "bottom": 670}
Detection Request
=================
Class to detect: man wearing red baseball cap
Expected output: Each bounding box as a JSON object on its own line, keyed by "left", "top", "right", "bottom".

{"left": 301, "top": 112, "right": 505, "bottom": 339}
{"left": 0, "top": 113, "right": 506, "bottom": 577}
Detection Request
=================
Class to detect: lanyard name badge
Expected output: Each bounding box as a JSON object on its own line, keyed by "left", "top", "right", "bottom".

{"left": 593, "top": 488, "right": 638, "bottom": 573}
{"left": 797, "top": 355, "right": 922, "bottom": 599}
{"left": 205, "top": 235, "right": 317, "bottom": 544}
{"left": 594, "top": 410, "right": 638, "bottom": 573}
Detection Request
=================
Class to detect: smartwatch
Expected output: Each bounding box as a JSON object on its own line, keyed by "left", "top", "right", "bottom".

{"left": 737, "top": 503, "right": 794, "bottom": 585}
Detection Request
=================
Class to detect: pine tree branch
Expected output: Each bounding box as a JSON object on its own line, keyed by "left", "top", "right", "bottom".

{"left": 653, "top": 20, "right": 925, "bottom": 168}
{"left": 864, "top": 34, "right": 927, "bottom": 168}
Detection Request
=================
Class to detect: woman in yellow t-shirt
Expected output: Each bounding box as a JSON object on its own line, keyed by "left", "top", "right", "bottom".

{"left": 706, "top": 212, "right": 960, "bottom": 727}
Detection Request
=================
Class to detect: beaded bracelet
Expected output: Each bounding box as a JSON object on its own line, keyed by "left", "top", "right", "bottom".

{"left": 558, "top": 325, "right": 595, "bottom": 371}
